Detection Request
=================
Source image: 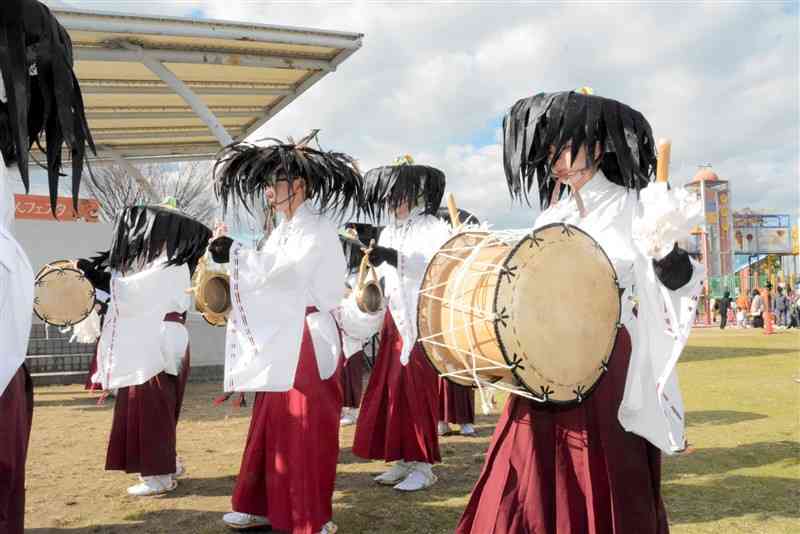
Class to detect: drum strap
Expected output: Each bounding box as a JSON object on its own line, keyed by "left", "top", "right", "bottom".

{"left": 550, "top": 178, "right": 587, "bottom": 218}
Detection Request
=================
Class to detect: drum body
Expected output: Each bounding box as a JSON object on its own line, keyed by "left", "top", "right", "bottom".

{"left": 192, "top": 255, "right": 231, "bottom": 327}
{"left": 34, "top": 261, "right": 96, "bottom": 327}
{"left": 418, "top": 224, "right": 621, "bottom": 405}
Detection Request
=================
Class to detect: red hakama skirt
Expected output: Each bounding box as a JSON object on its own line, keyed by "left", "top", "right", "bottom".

{"left": 105, "top": 313, "right": 191, "bottom": 477}
{"left": 0, "top": 364, "right": 33, "bottom": 534}
{"left": 352, "top": 310, "right": 441, "bottom": 464}
{"left": 339, "top": 351, "right": 366, "bottom": 409}
{"left": 455, "top": 328, "right": 669, "bottom": 534}
{"left": 438, "top": 378, "right": 475, "bottom": 425}
{"left": 231, "top": 308, "right": 342, "bottom": 534}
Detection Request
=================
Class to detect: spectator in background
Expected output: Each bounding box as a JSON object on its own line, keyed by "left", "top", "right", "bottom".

{"left": 750, "top": 289, "right": 765, "bottom": 328}
{"left": 764, "top": 282, "right": 774, "bottom": 328}
{"left": 774, "top": 287, "right": 790, "bottom": 328}
{"left": 788, "top": 287, "right": 799, "bottom": 329}
{"left": 719, "top": 290, "right": 731, "bottom": 330}
{"left": 736, "top": 291, "right": 750, "bottom": 328}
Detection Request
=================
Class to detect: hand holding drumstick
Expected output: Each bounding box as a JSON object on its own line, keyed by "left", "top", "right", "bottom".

{"left": 208, "top": 221, "right": 233, "bottom": 263}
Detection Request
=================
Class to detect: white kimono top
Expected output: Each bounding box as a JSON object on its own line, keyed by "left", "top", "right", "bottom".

{"left": 534, "top": 171, "right": 704, "bottom": 454}
{"left": 0, "top": 158, "right": 34, "bottom": 395}
{"left": 96, "top": 260, "right": 191, "bottom": 390}
{"left": 338, "top": 207, "right": 452, "bottom": 365}
{"left": 224, "top": 201, "right": 345, "bottom": 392}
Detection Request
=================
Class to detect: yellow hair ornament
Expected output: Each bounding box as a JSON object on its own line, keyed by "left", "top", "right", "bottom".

{"left": 392, "top": 154, "right": 415, "bottom": 166}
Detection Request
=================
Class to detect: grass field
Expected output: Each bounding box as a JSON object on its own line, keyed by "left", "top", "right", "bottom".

{"left": 23, "top": 328, "right": 799, "bottom": 533}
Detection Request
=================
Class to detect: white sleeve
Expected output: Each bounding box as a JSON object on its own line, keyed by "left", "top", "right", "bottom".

{"left": 233, "top": 230, "right": 317, "bottom": 293}
{"left": 619, "top": 248, "right": 705, "bottom": 454}
{"left": 632, "top": 182, "right": 703, "bottom": 260}
{"left": 113, "top": 264, "right": 190, "bottom": 316}
{"left": 309, "top": 221, "right": 348, "bottom": 313}
{"left": 336, "top": 292, "right": 385, "bottom": 343}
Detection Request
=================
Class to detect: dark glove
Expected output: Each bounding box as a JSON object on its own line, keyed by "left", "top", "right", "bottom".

{"left": 653, "top": 243, "right": 693, "bottom": 291}
{"left": 76, "top": 258, "right": 111, "bottom": 293}
{"left": 369, "top": 245, "right": 398, "bottom": 268}
{"left": 208, "top": 236, "right": 234, "bottom": 264}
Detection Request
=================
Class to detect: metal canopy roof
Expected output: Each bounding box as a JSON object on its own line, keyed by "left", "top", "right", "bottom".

{"left": 42, "top": 7, "right": 363, "bottom": 165}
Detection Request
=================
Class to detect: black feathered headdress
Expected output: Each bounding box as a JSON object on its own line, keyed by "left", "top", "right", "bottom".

{"left": 107, "top": 204, "right": 212, "bottom": 276}
{"left": 363, "top": 156, "right": 446, "bottom": 221}
{"left": 435, "top": 206, "right": 479, "bottom": 226}
{"left": 214, "top": 131, "right": 362, "bottom": 219}
{"left": 502, "top": 90, "right": 656, "bottom": 210}
{"left": 0, "top": 0, "right": 95, "bottom": 214}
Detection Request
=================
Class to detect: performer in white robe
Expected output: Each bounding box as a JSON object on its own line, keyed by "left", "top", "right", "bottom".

{"left": 338, "top": 221, "right": 383, "bottom": 426}
{"left": 93, "top": 204, "right": 211, "bottom": 496}
{"left": 457, "top": 90, "right": 704, "bottom": 534}
{"left": 339, "top": 157, "right": 452, "bottom": 492}
{"left": 0, "top": 155, "right": 34, "bottom": 534}
{"left": 1, "top": 2, "right": 95, "bottom": 531}
{"left": 213, "top": 135, "right": 361, "bottom": 534}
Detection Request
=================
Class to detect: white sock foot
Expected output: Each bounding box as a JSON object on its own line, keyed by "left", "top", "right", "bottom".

{"left": 222, "top": 512, "right": 270, "bottom": 530}
{"left": 394, "top": 463, "right": 437, "bottom": 492}
{"left": 127, "top": 475, "right": 177, "bottom": 496}
{"left": 460, "top": 423, "right": 476, "bottom": 436}
{"left": 317, "top": 521, "right": 338, "bottom": 534}
{"left": 374, "top": 461, "right": 412, "bottom": 485}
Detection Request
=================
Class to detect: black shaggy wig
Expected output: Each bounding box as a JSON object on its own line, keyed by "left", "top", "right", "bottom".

{"left": 214, "top": 131, "right": 363, "bottom": 220}
{"left": 502, "top": 91, "right": 656, "bottom": 210}
{"left": 85, "top": 250, "right": 110, "bottom": 271}
{"left": 363, "top": 160, "right": 446, "bottom": 221}
{"left": 0, "top": 0, "right": 95, "bottom": 214}
{"left": 107, "top": 205, "right": 212, "bottom": 276}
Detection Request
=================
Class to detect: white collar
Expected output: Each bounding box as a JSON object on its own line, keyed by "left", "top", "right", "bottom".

{"left": 278, "top": 200, "right": 315, "bottom": 227}
{"left": 290, "top": 200, "right": 314, "bottom": 221}
{"left": 579, "top": 170, "right": 616, "bottom": 199}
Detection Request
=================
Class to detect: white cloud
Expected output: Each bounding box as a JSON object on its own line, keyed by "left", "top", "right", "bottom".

{"left": 60, "top": 0, "right": 799, "bottom": 227}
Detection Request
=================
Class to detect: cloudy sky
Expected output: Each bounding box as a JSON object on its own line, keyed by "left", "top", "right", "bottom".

{"left": 38, "top": 0, "right": 800, "bottom": 228}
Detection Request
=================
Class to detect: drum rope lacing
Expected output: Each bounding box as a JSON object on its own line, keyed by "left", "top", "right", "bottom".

{"left": 418, "top": 230, "right": 546, "bottom": 411}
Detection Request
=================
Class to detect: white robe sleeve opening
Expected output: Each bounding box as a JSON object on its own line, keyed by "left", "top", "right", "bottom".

{"left": 96, "top": 262, "right": 191, "bottom": 390}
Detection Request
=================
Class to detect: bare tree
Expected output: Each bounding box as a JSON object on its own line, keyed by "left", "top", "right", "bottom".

{"left": 86, "top": 161, "right": 217, "bottom": 224}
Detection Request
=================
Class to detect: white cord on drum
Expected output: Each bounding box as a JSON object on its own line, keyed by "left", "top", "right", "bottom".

{"left": 449, "top": 233, "right": 497, "bottom": 415}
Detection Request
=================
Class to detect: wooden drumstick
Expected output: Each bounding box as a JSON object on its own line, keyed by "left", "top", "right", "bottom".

{"left": 656, "top": 138, "right": 671, "bottom": 183}
{"left": 446, "top": 192, "right": 461, "bottom": 230}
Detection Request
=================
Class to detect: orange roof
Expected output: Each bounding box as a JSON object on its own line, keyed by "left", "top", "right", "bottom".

{"left": 691, "top": 168, "right": 721, "bottom": 183}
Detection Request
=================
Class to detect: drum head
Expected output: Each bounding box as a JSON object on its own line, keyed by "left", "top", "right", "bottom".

{"left": 356, "top": 283, "right": 384, "bottom": 314}
{"left": 34, "top": 265, "right": 96, "bottom": 327}
{"left": 494, "top": 224, "right": 620, "bottom": 404}
{"left": 203, "top": 276, "right": 231, "bottom": 314}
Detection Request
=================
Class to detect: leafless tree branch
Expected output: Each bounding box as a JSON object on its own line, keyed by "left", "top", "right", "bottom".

{"left": 86, "top": 161, "right": 216, "bottom": 225}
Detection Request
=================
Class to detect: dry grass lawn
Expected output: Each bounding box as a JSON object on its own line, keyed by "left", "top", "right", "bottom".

{"left": 23, "top": 328, "right": 800, "bottom": 533}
